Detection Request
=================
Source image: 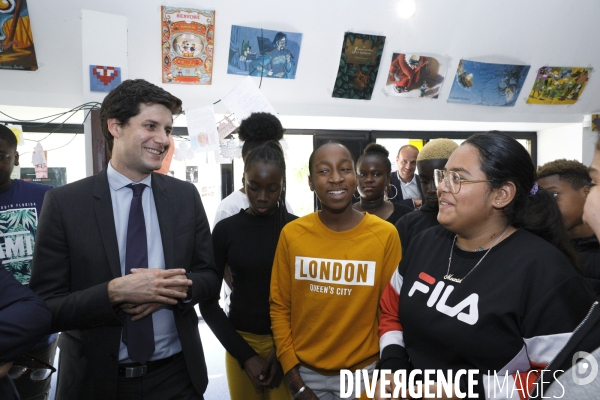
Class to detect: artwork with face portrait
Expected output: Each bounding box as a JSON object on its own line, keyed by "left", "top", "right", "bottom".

{"left": 0, "top": 0, "right": 38, "bottom": 70}
{"left": 227, "top": 25, "right": 302, "bottom": 79}
{"left": 161, "top": 6, "right": 214, "bottom": 85}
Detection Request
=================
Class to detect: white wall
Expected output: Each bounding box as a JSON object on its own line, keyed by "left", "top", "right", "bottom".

{"left": 537, "top": 124, "right": 583, "bottom": 166}
{"left": 582, "top": 128, "right": 598, "bottom": 166}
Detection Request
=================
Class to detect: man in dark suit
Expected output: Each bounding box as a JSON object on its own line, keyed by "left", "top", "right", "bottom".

{"left": 30, "top": 79, "right": 219, "bottom": 400}
{"left": 389, "top": 144, "right": 425, "bottom": 210}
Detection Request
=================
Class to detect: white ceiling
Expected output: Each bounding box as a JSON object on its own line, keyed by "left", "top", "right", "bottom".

{"left": 2, "top": 0, "right": 599, "bottom": 130}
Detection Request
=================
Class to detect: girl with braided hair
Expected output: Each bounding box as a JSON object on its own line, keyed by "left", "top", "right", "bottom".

{"left": 201, "top": 141, "right": 297, "bottom": 399}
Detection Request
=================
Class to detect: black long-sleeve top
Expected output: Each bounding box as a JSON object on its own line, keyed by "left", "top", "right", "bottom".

{"left": 395, "top": 201, "right": 440, "bottom": 253}
{"left": 200, "top": 210, "right": 298, "bottom": 366}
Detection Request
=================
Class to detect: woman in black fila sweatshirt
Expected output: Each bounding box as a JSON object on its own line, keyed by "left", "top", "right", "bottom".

{"left": 375, "top": 131, "right": 596, "bottom": 400}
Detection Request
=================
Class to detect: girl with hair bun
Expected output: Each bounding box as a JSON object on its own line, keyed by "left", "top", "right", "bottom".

{"left": 214, "top": 112, "right": 291, "bottom": 226}
{"left": 354, "top": 143, "right": 413, "bottom": 225}
{"left": 201, "top": 141, "right": 297, "bottom": 399}
{"left": 376, "top": 131, "right": 595, "bottom": 399}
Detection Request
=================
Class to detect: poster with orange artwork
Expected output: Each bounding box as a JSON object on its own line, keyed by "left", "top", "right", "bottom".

{"left": 0, "top": 0, "right": 38, "bottom": 71}
{"left": 161, "top": 6, "right": 214, "bottom": 85}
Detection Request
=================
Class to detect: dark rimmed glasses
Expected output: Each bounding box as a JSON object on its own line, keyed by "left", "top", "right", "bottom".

{"left": 434, "top": 169, "right": 491, "bottom": 194}
{"left": 8, "top": 353, "right": 56, "bottom": 381}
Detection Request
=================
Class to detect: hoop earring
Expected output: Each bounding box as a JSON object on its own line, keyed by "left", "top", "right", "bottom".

{"left": 353, "top": 191, "right": 360, "bottom": 200}
{"left": 388, "top": 184, "right": 398, "bottom": 200}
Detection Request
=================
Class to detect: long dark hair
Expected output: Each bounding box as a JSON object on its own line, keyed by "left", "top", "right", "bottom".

{"left": 464, "top": 131, "right": 578, "bottom": 266}
{"left": 244, "top": 141, "right": 290, "bottom": 246}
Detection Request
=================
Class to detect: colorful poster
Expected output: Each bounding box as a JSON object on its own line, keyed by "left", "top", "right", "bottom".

{"left": 0, "top": 0, "right": 38, "bottom": 71}
{"left": 161, "top": 6, "right": 214, "bottom": 85}
{"left": 228, "top": 25, "right": 302, "bottom": 79}
{"left": 526, "top": 66, "right": 592, "bottom": 105}
{"left": 332, "top": 32, "right": 385, "bottom": 100}
{"left": 447, "top": 60, "right": 530, "bottom": 107}
{"left": 90, "top": 65, "right": 121, "bottom": 92}
{"left": 383, "top": 53, "right": 448, "bottom": 98}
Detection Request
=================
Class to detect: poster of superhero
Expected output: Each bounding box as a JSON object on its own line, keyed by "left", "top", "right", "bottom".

{"left": 227, "top": 25, "right": 302, "bottom": 79}
{"left": 332, "top": 32, "right": 385, "bottom": 100}
{"left": 447, "top": 59, "right": 530, "bottom": 107}
{"left": 383, "top": 53, "right": 448, "bottom": 98}
{"left": 161, "top": 6, "right": 214, "bottom": 85}
{"left": 526, "top": 66, "right": 592, "bottom": 105}
{"left": 0, "top": 0, "right": 38, "bottom": 71}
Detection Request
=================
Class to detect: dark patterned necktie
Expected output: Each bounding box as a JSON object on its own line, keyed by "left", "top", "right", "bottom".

{"left": 122, "top": 183, "right": 155, "bottom": 364}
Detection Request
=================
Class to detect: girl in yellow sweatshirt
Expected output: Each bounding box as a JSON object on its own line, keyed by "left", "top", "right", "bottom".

{"left": 270, "top": 142, "right": 401, "bottom": 400}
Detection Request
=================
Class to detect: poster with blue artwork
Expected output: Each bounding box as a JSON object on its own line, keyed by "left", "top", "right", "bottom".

{"left": 89, "top": 65, "right": 121, "bottom": 92}
{"left": 447, "top": 60, "right": 530, "bottom": 107}
{"left": 228, "top": 25, "right": 302, "bottom": 79}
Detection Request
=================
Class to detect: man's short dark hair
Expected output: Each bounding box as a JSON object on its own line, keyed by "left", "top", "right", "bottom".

{"left": 0, "top": 124, "right": 18, "bottom": 149}
{"left": 537, "top": 159, "right": 592, "bottom": 190}
{"left": 100, "top": 79, "right": 182, "bottom": 151}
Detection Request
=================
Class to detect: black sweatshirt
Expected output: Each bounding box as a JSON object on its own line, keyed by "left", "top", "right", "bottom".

{"left": 200, "top": 210, "right": 297, "bottom": 366}
{"left": 395, "top": 201, "right": 441, "bottom": 253}
{"left": 378, "top": 226, "right": 595, "bottom": 399}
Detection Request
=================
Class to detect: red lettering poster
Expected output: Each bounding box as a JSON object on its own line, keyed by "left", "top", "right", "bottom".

{"left": 161, "top": 6, "right": 214, "bottom": 85}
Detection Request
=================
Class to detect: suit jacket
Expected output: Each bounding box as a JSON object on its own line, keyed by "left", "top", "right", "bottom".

{"left": 389, "top": 172, "right": 425, "bottom": 210}
{"left": 29, "top": 169, "right": 219, "bottom": 400}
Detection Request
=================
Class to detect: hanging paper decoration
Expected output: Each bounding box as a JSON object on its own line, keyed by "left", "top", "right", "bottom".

{"left": 332, "top": 32, "right": 385, "bottom": 100}
{"left": 526, "top": 66, "right": 592, "bottom": 105}
{"left": 161, "top": 6, "right": 214, "bottom": 85}
{"left": 447, "top": 59, "right": 530, "bottom": 107}
{"left": 227, "top": 25, "right": 302, "bottom": 79}
{"left": 0, "top": 0, "right": 38, "bottom": 71}
{"left": 90, "top": 65, "right": 121, "bottom": 92}
{"left": 173, "top": 141, "right": 194, "bottom": 161}
{"left": 185, "top": 105, "right": 219, "bottom": 153}
{"left": 383, "top": 54, "right": 448, "bottom": 99}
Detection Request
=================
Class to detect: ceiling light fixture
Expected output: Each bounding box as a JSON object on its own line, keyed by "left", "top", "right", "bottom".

{"left": 397, "top": 0, "right": 417, "bottom": 19}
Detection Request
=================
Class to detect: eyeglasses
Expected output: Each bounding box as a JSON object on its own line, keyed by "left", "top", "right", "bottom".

{"left": 8, "top": 353, "right": 56, "bottom": 382}
{"left": 434, "top": 169, "right": 491, "bottom": 194}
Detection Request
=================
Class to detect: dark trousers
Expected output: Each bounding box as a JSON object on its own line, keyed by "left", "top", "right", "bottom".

{"left": 117, "top": 353, "right": 202, "bottom": 400}
{"left": 13, "top": 337, "right": 58, "bottom": 400}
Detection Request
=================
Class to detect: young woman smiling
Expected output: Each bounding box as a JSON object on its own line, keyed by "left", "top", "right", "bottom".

{"left": 375, "top": 131, "right": 595, "bottom": 400}
{"left": 270, "top": 142, "right": 401, "bottom": 400}
{"left": 201, "top": 142, "right": 296, "bottom": 400}
{"left": 353, "top": 143, "right": 412, "bottom": 225}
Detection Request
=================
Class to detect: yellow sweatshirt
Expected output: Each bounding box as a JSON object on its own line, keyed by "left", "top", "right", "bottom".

{"left": 270, "top": 212, "right": 401, "bottom": 373}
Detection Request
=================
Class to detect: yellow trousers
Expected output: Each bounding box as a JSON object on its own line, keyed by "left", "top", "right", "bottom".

{"left": 225, "top": 331, "right": 292, "bottom": 400}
